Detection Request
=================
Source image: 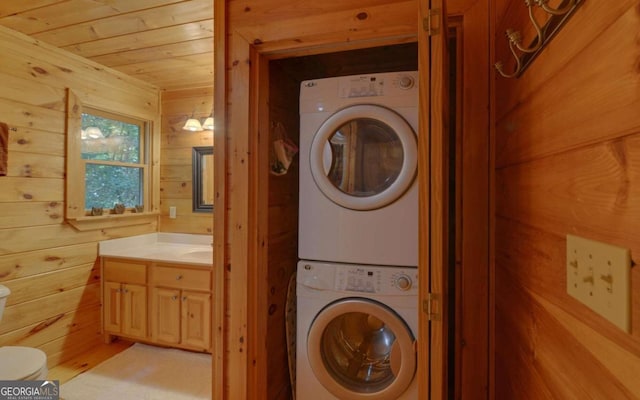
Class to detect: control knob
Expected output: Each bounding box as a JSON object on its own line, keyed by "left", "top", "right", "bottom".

{"left": 398, "top": 75, "right": 415, "bottom": 90}
{"left": 395, "top": 274, "right": 412, "bottom": 291}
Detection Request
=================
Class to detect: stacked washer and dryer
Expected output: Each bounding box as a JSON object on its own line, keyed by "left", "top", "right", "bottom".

{"left": 296, "top": 71, "right": 420, "bottom": 400}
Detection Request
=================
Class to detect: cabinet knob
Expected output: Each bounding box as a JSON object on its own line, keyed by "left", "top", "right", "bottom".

{"left": 182, "top": 296, "right": 187, "bottom": 301}
{"left": 171, "top": 295, "right": 178, "bottom": 301}
{"left": 176, "top": 275, "right": 183, "bottom": 281}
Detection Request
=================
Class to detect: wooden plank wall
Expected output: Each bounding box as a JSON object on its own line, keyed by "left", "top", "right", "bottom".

{"left": 160, "top": 88, "right": 214, "bottom": 234}
{"left": 0, "top": 26, "right": 160, "bottom": 368}
{"left": 494, "top": 1, "right": 640, "bottom": 397}
{"left": 266, "top": 63, "right": 300, "bottom": 400}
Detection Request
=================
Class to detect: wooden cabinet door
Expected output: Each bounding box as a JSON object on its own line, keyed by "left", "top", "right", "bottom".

{"left": 153, "top": 287, "right": 181, "bottom": 344}
{"left": 103, "top": 281, "right": 122, "bottom": 333}
{"left": 122, "top": 284, "right": 147, "bottom": 339}
{"left": 181, "top": 291, "right": 211, "bottom": 350}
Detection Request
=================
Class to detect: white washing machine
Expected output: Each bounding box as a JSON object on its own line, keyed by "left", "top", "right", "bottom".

{"left": 299, "top": 71, "right": 419, "bottom": 267}
{"left": 296, "top": 261, "right": 418, "bottom": 400}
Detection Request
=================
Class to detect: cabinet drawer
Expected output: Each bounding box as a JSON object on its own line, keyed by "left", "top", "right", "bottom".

{"left": 104, "top": 259, "right": 147, "bottom": 284}
{"left": 151, "top": 266, "right": 210, "bottom": 291}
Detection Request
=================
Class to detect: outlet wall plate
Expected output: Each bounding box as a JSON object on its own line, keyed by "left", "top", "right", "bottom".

{"left": 566, "top": 234, "right": 631, "bottom": 333}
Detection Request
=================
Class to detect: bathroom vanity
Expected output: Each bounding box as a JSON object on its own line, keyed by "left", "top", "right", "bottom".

{"left": 99, "top": 233, "right": 213, "bottom": 353}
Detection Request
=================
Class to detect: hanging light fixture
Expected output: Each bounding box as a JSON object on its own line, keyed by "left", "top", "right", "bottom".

{"left": 202, "top": 114, "right": 214, "bottom": 130}
{"left": 182, "top": 112, "right": 203, "bottom": 132}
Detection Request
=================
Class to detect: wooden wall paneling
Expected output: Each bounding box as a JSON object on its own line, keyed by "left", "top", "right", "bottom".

{"left": 496, "top": 137, "right": 640, "bottom": 265}
{"left": 3, "top": 263, "right": 99, "bottom": 306}
{"left": 160, "top": 165, "right": 192, "bottom": 182}
{"left": 159, "top": 88, "right": 213, "bottom": 234}
{"left": 494, "top": 0, "right": 640, "bottom": 397}
{"left": 159, "top": 180, "right": 191, "bottom": 199}
{"left": 0, "top": 243, "right": 98, "bottom": 281}
{"left": 6, "top": 152, "right": 63, "bottom": 179}
{"left": 0, "top": 17, "right": 161, "bottom": 371}
{"left": 7, "top": 127, "right": 65, "bottom": 158}
{"left": 497, "top": 3, "right": 640, "bottom": 168}
{"left": 42, "top": 313, "right": 104, "bottom": 367}
{"left": 0, "top": 283, "right": 100, "bottom": 335}
{"left": 0, "top": 224, "right": 156, "bottom": 256}
{"left": 0, "top": 99, "right": 64, "bottom": 133}
{"left": 495, "top": 227, "right": 640, "bottom": 398}
{"left": 0, "top": 177, "right": 61, "bottom": 203}
{"left": 495, "top": 218, "right": 640, "bottom": 357}
{"left": 0, "top": 306, "right": 100, "bottom": 349}
{"left": 0, "top": 71, "right": 66, "bottom": 110}
{"left": 495, "top": 0, "right": 636, "bottom": 122}
{"left": 266, "top": 60, "right": 300, "bottom": 400}
{"left": 0, "top": 27, "right": 158, "bottom": 120}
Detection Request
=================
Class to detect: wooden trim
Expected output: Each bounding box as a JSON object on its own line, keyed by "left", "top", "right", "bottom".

{"left": 489, "top": 0, "right": 497, "bottom": 398}
{"left": 458, "top": 1, "right": 491, "bottom": 397}
{"left": 225, "top": 28, "right": 252, "bottom": 400}
{"left": 67, "top": 212, "right": 159, "bottom": 231}
{"left": 65, "top": 89, "right": 85, "bottom": 219}
{"left": 249, "top": 49, "right": 271, "bottom": 400}
{"left": 65, "top": 89, "right": 161, "bottom": 227}
{"left": 417, "top": 0, "right": 432, "bottom": 396}
{"left": 212, "top": 0, "right": 226, "bottom": 398}
{"left": 427, "top": 0, "right": 450, "bottom": 397}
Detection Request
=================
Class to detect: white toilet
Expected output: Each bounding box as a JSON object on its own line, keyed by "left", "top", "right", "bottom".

{"left": 0, "top": 284, "right": 48, "bottom": 380}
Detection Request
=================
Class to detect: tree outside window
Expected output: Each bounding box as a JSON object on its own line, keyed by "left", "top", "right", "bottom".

{"left": 81, "top": 110, "right": 145, "bottom": 210}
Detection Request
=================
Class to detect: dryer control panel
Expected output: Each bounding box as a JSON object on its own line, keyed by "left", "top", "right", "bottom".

{"left": 337, "top": 72, "right": 418, "bottom": 98}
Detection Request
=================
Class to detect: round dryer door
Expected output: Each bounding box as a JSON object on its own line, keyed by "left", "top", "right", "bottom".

{"left": 307, "top": 298, "right": 416, "bottom": 400}
{"left": 310, "top": 104, "right": 417, "bottom": 210}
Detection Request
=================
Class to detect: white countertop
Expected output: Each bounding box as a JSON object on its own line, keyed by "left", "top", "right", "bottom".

{"left": 99, "top": 233, "right": 213, "bottom": 267}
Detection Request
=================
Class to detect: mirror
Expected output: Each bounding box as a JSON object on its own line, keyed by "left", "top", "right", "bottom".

{"left": 192, "top": 146, "right": 213, "bottom": 212}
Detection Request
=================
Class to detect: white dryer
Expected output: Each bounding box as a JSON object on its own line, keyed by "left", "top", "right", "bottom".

{"left": 299, "top": 71, "right": 418, "bottom": 267}
{"left": 296, "top": 261, "right": 418, "bottom": 400}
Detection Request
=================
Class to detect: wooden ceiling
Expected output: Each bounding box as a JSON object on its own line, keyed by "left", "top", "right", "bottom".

{"left": 0, "top": 0, "right": 213, "bottom": 92}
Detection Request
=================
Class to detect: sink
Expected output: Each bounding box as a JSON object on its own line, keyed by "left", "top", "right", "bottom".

{"left": 181, "top": 249, "right": 213, "bottom": 262}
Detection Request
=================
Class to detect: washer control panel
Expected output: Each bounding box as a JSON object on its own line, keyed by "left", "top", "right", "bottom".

{"left": 332, "top": 264, "right": 418, "bottom": 294}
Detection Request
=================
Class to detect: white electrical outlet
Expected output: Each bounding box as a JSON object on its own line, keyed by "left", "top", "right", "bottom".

{"left": 566, "top": 234, "right": 631, "bottom": 333}
{"left": 169, "top": 206, "right": 177, "bottom": 219}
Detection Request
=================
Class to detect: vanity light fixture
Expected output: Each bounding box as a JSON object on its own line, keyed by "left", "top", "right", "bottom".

{"left": 182, "top": 113, "right": 204, "bottom": 132}
{"left": 202, "top": 115, "right": 214, "bottom": 130}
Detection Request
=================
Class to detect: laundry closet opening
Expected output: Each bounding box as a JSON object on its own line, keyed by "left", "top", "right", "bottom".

{"left": 263, "top": 40, "right": 460, "bottom": 399}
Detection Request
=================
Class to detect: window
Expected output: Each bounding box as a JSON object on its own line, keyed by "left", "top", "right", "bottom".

{"left": 66, "top": 91, "right": 157, "bottom": 227}
{"left": 81, "top": 108, "right": 146, "bottom": 210}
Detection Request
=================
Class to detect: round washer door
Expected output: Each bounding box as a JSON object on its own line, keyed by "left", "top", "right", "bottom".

{"left": 307, "top": 298, "right": 416, "bottom": 400}
{"left": 310, "top": 104, "right": 417, "bottom": 210}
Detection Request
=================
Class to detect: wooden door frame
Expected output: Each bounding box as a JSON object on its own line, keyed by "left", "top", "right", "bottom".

{"left": 214, "top": 1, "right": 491, "bottom": 399}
